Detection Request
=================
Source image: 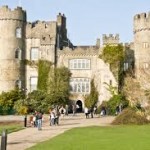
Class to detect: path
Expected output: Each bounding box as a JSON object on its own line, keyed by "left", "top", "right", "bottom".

{"left": 6, "top": 114, "right": 115, "bottom": 150}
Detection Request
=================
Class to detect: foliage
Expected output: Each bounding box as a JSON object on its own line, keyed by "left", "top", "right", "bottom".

{"left": 100, "top": 44, "right": 124, "bottom": 64}
{"left": 112, "top": 107, "right": 149, "bottom": 125}
{"left": 0, "top": 89, "right": 23, "bottom": 115}
{"left": 123, "top": 75, "right": 144, "bottom": 105}
{"left": 107, "top": 94, "right": 129, "bottom": 115}
{"left": 13, "top": 99, "right": 28, "bottom": 115}
{"left": 37, "top": 60, "right": 53, "bottom": 92}
{"left": 84, "top": 79, "right": 98, "bottom": 108}
{"left": 97, "top": 101, "right": 108, "bottom": 114}
{"left": 46, "top": 66, "right": 71, "bottom": 106}
{"left": 99, "top": 44, "right": 124, "bottom": 89}
{"left": 27, "top": 90, "right": 48, "bottom": 113}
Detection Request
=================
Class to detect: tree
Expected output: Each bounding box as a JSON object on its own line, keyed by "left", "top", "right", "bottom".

{"left": 0, "top": 89, "right": 23, "bottom": 114}
{"left": 84, "top": 79, "right": 98, "bottom": 108}
{"left": 47, "top": 66, "right": 71, "bottom": 105}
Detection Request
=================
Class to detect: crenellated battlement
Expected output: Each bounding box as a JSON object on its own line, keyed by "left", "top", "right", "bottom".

{"left": 102, "top": 34, "right": 119, "bottom": 45}
{"left": 0, "top": 5, "right": 26, "bottom": 22}
{"left": 26, "top": 20, "right": 57, "bottom": 39}
{"left": 134, "top": 12, "right": 150, "bottom": 34}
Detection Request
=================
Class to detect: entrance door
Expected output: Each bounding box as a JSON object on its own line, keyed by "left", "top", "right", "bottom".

{"left": 76, "top": 100, "right": 82, "bottom": 113}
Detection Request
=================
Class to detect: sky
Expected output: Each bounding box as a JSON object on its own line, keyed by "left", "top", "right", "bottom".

{"left": 0, "top": 0, "right": 150, "bottom": 45}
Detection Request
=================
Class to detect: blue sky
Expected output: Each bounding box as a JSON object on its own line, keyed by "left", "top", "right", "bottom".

{"left": 0, "top": 0, "right": 150, "bottom": 45}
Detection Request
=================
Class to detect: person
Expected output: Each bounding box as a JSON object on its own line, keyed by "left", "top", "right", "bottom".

{"left": 37, "top": 111, "right": 43, "bottom": 130}
{"left": 65, "top": 104, "right": 69, "bottom": 116}
{"left": 50, "top": 111, "right": 55, "bottom": 126}
{"left": 93, "top": 106, "right": 97, "bottom": 115}
{"left": 84, "top": 107, "right": 89, "bottom": 119}
{"left": 115, "top": 105, "right": 120, "bottom": 115}
{"left": 100, "top": 106, "right": 106, "bottom": 116}
{"left": 72, "top": 104, "right": 76, "bottom": 116}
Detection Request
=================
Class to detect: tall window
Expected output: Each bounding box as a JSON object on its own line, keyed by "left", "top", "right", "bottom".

{"left": 70, "top": 78, "right": 90, "bottom": 93}
{"left": 30, "top": 48, "right": 39, "bottom": 60}
{"left": 123, "top": 62, "right": 129, "bottom": 71}
{"left": 69, "top": 59, "right": 91, "bottom": 70}
{"left": 143, "top": 42, "right": 149, "bottom": 48}
{"left": 15, "top": 48, "right": 21, "bottom": 59}
{"left": 16, "top": 27, "right": 22, "bottom": 38}
{"left": 143, "top": 62, "right": 149, "bottom": 69}
{"left": 30, "top": 77, "right": 38, "bottom": 92}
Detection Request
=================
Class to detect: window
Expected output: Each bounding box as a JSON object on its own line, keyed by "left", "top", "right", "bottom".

{"left": 70, "top": 78, "right": 90, "bottom": 93}
{"left": 16, "top": 27, "right": 22, "bottom": 38}
{"left": 15, "top": 48, "right": 21, "bottom": 59}
{"left": 143, "top": 63, "right": 149, "bottom": 69}
{"left": 30, "top": 77, "right": 38, "bottom": 92}
{"left": 69, "top": 59, "right": 91, "bottom": 69}
{"left": 143, "top": 42, "right": 149, "bottom": 48}
{"left": 124, "top": 62, "right": 129, "bottom": 71}
{"left": 30, "top": 48, "right": 39, "bottom": 60}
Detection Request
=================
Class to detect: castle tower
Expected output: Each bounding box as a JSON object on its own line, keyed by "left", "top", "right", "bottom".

{"left": 102, "top": 34, "right": 119, "bottom": 46}
{"left": 133, "top": 12, "right": 150, "bottom": 88}
{"left": 0, "top": 6, "right": 26, "bottom": 93}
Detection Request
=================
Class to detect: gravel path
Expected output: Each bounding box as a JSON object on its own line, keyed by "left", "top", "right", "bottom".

{"left": 4, "top": 114, "right": 115, "bottom": 150}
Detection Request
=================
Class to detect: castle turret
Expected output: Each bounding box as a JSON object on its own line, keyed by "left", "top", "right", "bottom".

{"left": 133, "top": 12, "right": 150, "bottom": 88}
{"left": 102, "top": 34, "right": 119, "bottom": 46}
{"left": 0, "top": 6, "right": 26, "bottom": 92}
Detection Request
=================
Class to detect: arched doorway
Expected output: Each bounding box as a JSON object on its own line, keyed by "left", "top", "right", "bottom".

{"left": 76, "top": 100, "right": 83, "bottom": 113}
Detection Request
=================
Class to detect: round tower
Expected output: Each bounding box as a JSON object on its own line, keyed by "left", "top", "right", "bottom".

{"left": 0, "top": 6, "right": 26, "bottom": 93}
{"left": 133, "top": 12, "right": 150, "bottom": 88}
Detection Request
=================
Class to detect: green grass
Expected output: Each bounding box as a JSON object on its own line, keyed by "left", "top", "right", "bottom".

{"left": 28, "top": 125, "right": 150, "bottom": 150}
{"left": 0, "top": 124, "right": 23, "bottom": 135}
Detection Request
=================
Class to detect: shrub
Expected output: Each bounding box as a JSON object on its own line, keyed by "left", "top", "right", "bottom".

{"left": 112, "top": 107, "right": 149, "bottom": 125}
{"left": 107, "top": 94, "right": 128, "bottom": 115}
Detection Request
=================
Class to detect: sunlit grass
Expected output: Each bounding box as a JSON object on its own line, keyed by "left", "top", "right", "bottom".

{"left": 28, "top": 125, "right": 150, "bottom": 150}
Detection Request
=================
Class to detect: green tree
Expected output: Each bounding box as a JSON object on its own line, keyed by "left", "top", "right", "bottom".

{"left": 0, "top": 89, "right": 23, "bottom": 114}
{"left": 27, "top": 90, "right": 48, "bottom": 113}
{"left": 85, "top": 79, "right": 98, "bottom": 108}
{"left": 47, "top": 66, "right": 71, "bottom": 105}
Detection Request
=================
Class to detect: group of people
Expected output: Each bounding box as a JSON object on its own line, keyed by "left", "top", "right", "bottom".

{"left": 30, "top": 110, "right": 43, "bottom": 130}
{"left": 84, "top": 106, "right": 97, "bottom": 119}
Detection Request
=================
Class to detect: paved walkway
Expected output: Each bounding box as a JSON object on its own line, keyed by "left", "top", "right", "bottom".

{"left": 6, "top": 114, "right": 115, "bottom": 150}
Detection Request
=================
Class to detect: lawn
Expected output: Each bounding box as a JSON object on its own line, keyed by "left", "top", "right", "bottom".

{"left": 0, "top": 121, "right": 24, "bottom": 135}
{"left": 28, "top": 125, "right": 150, "bottom": 150}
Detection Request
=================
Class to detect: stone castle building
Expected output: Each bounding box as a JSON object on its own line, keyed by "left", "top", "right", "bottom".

{"left": 0, "top": 5, "right": 149, "bottom": 109}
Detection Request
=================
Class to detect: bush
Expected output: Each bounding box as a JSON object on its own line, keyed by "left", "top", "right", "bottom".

{"left": 112, "top": 107, "right": 149, "bottom": 125}
{"left": 107, "top": 94, "right": 128, "bottom": 115}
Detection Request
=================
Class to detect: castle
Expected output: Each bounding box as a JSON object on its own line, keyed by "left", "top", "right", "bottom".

{"left": 0, "top": 5, "right": 149, "bottom": 109}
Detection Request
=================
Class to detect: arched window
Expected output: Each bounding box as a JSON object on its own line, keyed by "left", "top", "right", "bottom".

{"left": 16, "top": 27, "right": 22, "bottom": 38}
{"left": 15, "top": 48, "right": 21, "bottom": 59}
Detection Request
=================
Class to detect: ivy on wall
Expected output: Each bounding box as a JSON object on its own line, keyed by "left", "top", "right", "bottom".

{"left": 37, "top": 60, "right": 53, "bottom": 92}
{"left": 99, "top": 44, "right": 124, "bottom": 91}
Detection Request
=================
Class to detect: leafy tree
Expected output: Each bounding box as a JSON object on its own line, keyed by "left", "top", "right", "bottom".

{"left": 0, "top": 89, "right": 23, "bottom": 114}
{"left": 47, "top": 66, "right": 71, "bottom": 105}
{"left": 84, "top": 79, "right": 98, "bottom": 108}
{"left": 27, "top": 90, "right": 48, "bottom": 113}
